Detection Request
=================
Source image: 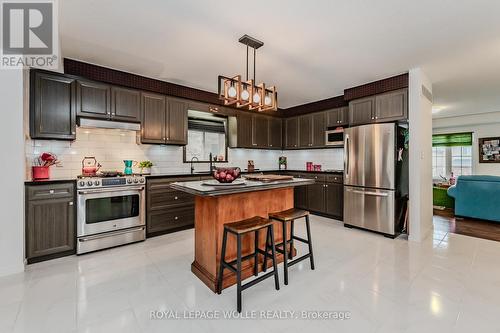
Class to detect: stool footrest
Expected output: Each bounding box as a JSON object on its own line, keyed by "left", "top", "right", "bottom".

{"left": 224, "top": 252, "right": 258, "bottom": 272}
{"left": 288, "top": 253, "right": 311, "bottom": 267}
{"left": 242, "top": 271, "right": 277, "bottom": 291}
{"left": 292, "top": 235, "right": 309, "bottom": 244}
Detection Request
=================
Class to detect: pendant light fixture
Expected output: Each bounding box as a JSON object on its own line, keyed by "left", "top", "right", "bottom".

{"left": 218, "top": 34, "right": 277, "bottom": 111}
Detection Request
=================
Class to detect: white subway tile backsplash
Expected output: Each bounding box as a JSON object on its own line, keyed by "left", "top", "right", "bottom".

{"left": 25, "top": 127, "right": 344, "bottom": 180}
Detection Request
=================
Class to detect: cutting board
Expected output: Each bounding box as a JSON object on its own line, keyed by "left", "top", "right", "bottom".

{"left": 243, "top": 174, "right": 294, "bottom": 182}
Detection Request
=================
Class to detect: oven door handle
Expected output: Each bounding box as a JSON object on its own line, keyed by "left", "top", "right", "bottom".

{"left": 78, "top": 226, "right": 145, "bottom": 242}
{"left": 78, "top": 186, "right": 144, "bottom": 195}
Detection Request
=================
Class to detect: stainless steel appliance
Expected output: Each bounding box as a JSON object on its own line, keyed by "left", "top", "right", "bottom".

{"left": 77, "top": 174, "right": 146, "bottom": 254}
{"left": 343, "top": 123, "right": 408, "bottom": 237}
{"left": 325, "top": 127, "right": 344, "bottom": 146}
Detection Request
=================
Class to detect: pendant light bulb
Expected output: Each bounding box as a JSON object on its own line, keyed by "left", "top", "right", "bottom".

{"left": 241, "top": 88, "right": 249, "bottom": 101}
{"left": 228, "top": 85, "right": 237, "bottom": 98}
{"left": 264, "top": 94, "right": 272, "bottom": 106}
{"left": 253, "top": 92, "right": 261, "bottom": 104}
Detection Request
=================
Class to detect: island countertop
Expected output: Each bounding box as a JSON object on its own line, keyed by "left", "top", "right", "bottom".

{"left": 170, "top": 177, "right": 315, "bottom": 196}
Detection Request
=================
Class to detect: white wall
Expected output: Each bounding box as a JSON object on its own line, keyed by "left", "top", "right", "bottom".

{"left": 0, "top": 69, "right": 25, "bottom": 277}
{"left": 408, "top": 68, "right": 433, "bottom": 242}
{"left": 26, "top": 128, "right": 345, "bottom": 179}
{"left": 433, "top": 111, "right": 500, "bottom": 176}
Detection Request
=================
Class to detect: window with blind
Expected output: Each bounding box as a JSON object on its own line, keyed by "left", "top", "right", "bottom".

{"left": 184, "top": 118, "right": 227, "bottom": 162}
{"left": 432, "top": 132, "right": 473, "bottom": 179}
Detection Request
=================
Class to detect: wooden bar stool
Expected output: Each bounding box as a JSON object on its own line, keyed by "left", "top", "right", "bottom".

{"left": 267, "top": 208, "right": 315, "bottom": 285}
{"left": 217, "top": 216, "right": 280, "bottom": 312}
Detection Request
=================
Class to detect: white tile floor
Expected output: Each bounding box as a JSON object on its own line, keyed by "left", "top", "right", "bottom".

{"left": 2, "top": 215, "right": 500, "bottom": 333}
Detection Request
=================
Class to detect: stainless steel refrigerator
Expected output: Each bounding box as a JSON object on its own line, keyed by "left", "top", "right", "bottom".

{"left": 343, "top": 123, "right": 408, "bottom": 237}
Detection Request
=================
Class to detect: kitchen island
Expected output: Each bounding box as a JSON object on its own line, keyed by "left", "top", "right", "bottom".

{"left": 170, "top": 177, "right": 314, "bottom": 292}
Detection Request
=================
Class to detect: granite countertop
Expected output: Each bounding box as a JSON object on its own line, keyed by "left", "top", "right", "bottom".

{"left": 170, "top": 178, "right": 315, "bottom": 197}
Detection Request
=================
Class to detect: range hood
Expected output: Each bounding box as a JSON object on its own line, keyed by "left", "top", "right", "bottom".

{"left": 78, "top": 118, "right": 141, "bottom": 131}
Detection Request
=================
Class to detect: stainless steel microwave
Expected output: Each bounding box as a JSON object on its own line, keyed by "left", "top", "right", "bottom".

{"left": 325, "top": 128, "right": 344, "bottom": 146}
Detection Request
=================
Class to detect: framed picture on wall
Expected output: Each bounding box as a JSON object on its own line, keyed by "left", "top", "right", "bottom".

{"left": 479, "top": 137, "right": 500, "bottom": 163}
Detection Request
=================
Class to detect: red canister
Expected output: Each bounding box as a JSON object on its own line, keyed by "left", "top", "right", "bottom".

{"left": 306, "top": 162, "right": 313, "bottom": 171}
{"left": 32, "top": 166, "right": 50, "bottom": 180}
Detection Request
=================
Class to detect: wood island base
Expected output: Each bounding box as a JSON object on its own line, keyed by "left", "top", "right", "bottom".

{"left": 191, "top": 187, "right": 295, "bottom": 292}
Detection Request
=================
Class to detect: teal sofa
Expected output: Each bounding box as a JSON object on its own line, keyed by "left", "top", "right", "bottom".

{"left": 447, "top": 175, "right": 500, "bottom": 222}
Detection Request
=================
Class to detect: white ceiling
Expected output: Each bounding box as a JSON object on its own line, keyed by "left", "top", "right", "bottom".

{"left": 59, "top": 0, "right": 500, "bottom": 118}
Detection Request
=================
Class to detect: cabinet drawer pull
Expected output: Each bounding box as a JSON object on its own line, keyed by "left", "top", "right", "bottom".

{"left": 49, "top": 190, "right": 55, "bottom": 194}
{"left": 174, "top": 196, "right": 178, "bottom": 200}
{"left": 174, "top": 216, "right": 178, "bottom": 220}
{"left": 68, "top": 201, "right": 73, "bottom": 206}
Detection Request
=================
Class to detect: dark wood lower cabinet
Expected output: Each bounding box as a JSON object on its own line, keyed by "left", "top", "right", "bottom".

{"left": 146, "top": 176, "right": 199, "bottom": 237}
{"left": 325, "top": 182, "right": 344, "bottom": 219}
{"left": 25, "top": 182, "right": 76, "bottom": 264}
{"left": 307, "top": 183, "right": 326, "bottom": 212}
{"left": 289, "top": 172, "right": 344, "bottom": 220}
{"left": 294, "top": 185, "right": 308, "bottom": 209}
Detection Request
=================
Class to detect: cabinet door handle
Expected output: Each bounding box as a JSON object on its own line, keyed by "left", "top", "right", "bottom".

{"left": 174, "top": 216, "right": 178, "bottom": 220}
{"left": 68, "top": 201, "right": 73, "bottom": 206}
{"left": 111, "top": 113, "right": 115, "bottom": 116}
{"left": 174, "top": 196, "right": 178, "bottom": 200}
{"left": 325, "top": 185, "right": 328, "bottom": 188}
{"left": 49, "top": 190, "right": 55, "bottom": 194}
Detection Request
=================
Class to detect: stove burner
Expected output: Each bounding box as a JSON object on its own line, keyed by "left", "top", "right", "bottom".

{"left": 77, "top": 171, "right": 124, "bottom": 178}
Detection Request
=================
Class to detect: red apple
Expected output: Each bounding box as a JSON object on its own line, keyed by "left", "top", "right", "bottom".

{"left": 226, "top": 174, "right": 233, "bottom": 181}
{"left": 219, "top": 171, "right": 226, "bottom": 179}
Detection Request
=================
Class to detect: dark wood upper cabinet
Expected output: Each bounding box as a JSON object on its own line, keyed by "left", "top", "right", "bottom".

{"left": 285, "top": 117, "right": 299, "bottom": 148}
{"left": 326, "top": 107, "right": 349, "bottom": 127}
{"left": 312, "top": 112, "right": 326, "bottom": 147}
{"left": 375, "top": 89, "right": 408, "bottom": 122}
{"left": 268, "top": 117, "right": 282, "bottom": 149}
{"left": 76, "top": 80, "right": 111, "bottom": 119}
{"left": 166, "top": 97, "right": 188, "bottom": 145}
{"left": 141, "top": 92, "right": 166, "bottom": 144}
{"left": 30, "top": 71, "right": 76, "bottom": 140}
{"left": 252, "top": 115, "right": 269, "bottom": 148}
{"left": 236, "top": 113, "right": 253, "bottom": 148}
{"left": 25, "top": 182, "right": 75, "bottom": 263}
{"left": 349, "top": 89, "right": 408, "bottom": 126}
{"left": 325, "top": 182, "right": 343, "bottom": 219}
{"left": 349, "top": 96, "right": 375, "bottom": 126}
{"left": 299, "top": 114, "right": 313, "bottom": 148}
{"left": 111, "top": 87, "right": 141, "bottom": 122}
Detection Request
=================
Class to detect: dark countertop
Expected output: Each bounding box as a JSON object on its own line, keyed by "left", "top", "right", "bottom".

{"left": 24, "top": 169, "right": 343, "bottom": 184}
{"left": 24, "top": 178, "right": 76, "bottom": 185}
{"left": 145, "top": 169, "right": 343, "bottom": 179}
{"left": 170, "top": 178, "right": 315, "bottom": 197}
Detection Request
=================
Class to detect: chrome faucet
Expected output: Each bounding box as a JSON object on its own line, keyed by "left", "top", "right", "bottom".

{"left": 190, "top": 156, "right": 199, "bottom": 174}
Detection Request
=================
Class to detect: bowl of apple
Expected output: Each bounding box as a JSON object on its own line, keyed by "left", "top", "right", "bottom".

{"left": 213, "top": 167, "right": 241, "bottom": 183}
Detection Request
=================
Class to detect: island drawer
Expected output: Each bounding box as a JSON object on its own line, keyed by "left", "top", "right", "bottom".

{"left": 147, "top": 206, "right": 194, "bottom": 235}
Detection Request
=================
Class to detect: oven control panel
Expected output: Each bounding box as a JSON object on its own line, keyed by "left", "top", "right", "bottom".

{"left": 77, "top": 176, "right": 145, "bottom": 189}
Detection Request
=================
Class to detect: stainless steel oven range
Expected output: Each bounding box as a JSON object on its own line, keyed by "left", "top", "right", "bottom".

{"left": 77, "top": 175, "right": 146, "bottom": 254}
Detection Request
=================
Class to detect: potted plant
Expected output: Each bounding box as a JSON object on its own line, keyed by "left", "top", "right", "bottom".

{"left": 138, "top": 161, "right": 154, "bottom": 175}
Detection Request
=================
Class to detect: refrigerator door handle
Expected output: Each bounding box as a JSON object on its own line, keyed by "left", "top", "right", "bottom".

{"left": 347, "top": 188, "right": 389, "bottom": 197}
{"left": 344, "top": 134, "right": 349, "bottom": 179}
